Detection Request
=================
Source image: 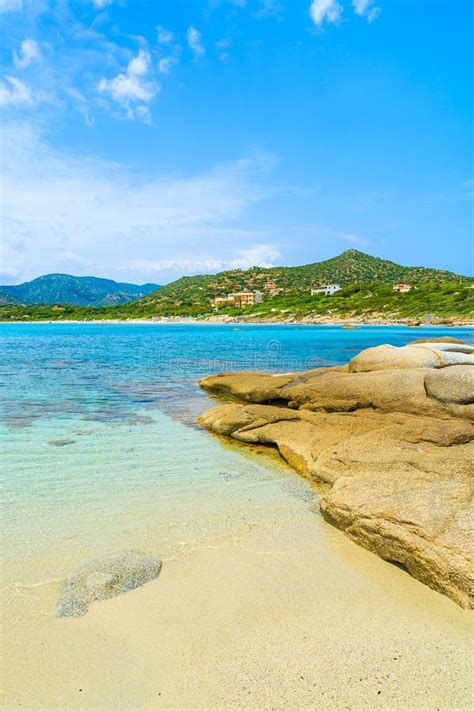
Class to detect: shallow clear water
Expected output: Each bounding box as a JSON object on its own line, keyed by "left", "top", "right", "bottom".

{"left": 2, "top": 323, "right": 473, "bottom": 602}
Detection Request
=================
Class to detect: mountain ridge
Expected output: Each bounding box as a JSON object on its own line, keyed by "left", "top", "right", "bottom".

{"left": 0, "top": 273, "right": 160, "bottom": 307}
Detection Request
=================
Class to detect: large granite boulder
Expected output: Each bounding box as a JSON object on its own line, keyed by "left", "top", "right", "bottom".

{"left": 57, "top": 551, "right": 162, "bottom": 618}
{"left": 425, "top": 365, "right": 474, "bottom": 405}
{"left": 198, "top": 340, "right": 474, "bottom": 608}
{"left": 348, "top": 342, "right": 474, "bottom": 373}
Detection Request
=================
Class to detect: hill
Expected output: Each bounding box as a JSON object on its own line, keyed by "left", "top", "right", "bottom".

{"left": 139, "top": 249, "right": 469, "bottom": 310}
{"left": 0, "top": 274, "right": 160, "bottom": 307}
{"left": 0, "top": 251, "right": 471, "bottom": 323}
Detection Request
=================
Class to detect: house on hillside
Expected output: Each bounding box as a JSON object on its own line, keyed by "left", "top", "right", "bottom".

{"left": 212, "top": 290, "right": 263, "bottom": 308}
{"left": 393, "top": 283, "right": 412, "bottom": 293}
{"left": 264, "top": 280, "right": 284, "bottom": 297}
{"left": 212, "top": 295, "right": 235, "bottom": 307}
{"left": 264, "top": 280, "right": 276, "bottom": 290}
{"left": 232, "top": 290, "right": 263, "bottom": 307}
{"left": 311, "top": 283, "right": 341, "bottom": 296}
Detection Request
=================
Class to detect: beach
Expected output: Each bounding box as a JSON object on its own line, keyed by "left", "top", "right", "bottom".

{"left": 3, "top": 314, "right": 474, "bottom": 326}
{"left": 1, "top": 323, "right": 473, "bottom": 709}
{"left": 3, "top": 480, "right": 473, "bottom": 710}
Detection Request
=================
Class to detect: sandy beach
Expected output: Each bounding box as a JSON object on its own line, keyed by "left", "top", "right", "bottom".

{"left": 3, "top": 477, "right": 472, "bottom": 710}
{"left": 2, "top": 324, "right": 473, "bottom": 710}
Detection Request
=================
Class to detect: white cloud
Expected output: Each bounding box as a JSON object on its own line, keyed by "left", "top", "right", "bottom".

{"left": 0, "top": 0, "right": 22, "bottom": 11}
{"left": 126, "top": 245, "right": 280, "bottom": 277}
{"left": 187, "top": 26, "right": 204, "bottom": 58}
{"left": 0, "top": 75, "right": 33, "bottom": 106}
{"left": 158, "top": 57, "right": 174, "bottom": 74}
{"left": 98, "top": 49, "right": 158, "bottom": 122}
{"left": 13, "top": 39, "right": 42, "bottom": 69}
{"left": 309, "top": 0, "right": 342, "bottom": 27}
{"left": 157, "top": 25, "right": 174, "bottom": 44}
{"left": 215, "top": 38, "right": 231, "bottom": 63}
{"left": 0, "top": 123, "right": 277, "bottom": 284}
{"left": 230, "top": 244, "right": 280, "bottom": 269}
{"left": 353, "top": 0, "right": 381, "bottom": 22}
{"left": 92, "top": 0, "right": 113, "bottom": 8}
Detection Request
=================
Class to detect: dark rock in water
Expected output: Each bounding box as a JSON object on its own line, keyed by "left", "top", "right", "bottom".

{"left": 57, "top": 551, "right": 162, "bottom": 618}
{"left": 49, "top": 438, "right": 76, "bottom": 447}
{"left": 126, "top": 415, "right": 156, "bottom": 426}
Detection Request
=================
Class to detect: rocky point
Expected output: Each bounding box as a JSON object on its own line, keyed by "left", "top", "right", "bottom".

{"left": 198, "top": 339, "right": 474, "bottom": 608}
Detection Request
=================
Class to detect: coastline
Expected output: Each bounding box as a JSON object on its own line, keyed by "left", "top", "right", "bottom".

{"left": 2, "top": 327, "right": 473, "bottom": 708}
{"left": 2, "top": 315, "right": 473, "bottom": 326}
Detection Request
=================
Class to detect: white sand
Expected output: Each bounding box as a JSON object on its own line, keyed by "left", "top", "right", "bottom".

{"left": 2, "top": 506, "right": 472, "bottom": 710}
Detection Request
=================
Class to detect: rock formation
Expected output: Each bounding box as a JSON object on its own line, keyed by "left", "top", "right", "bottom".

{"left": 57, "top": 551, "right": 162, "bottom": 617}
{"left": 198, "top": 340, "right": 474, "bottom": 608}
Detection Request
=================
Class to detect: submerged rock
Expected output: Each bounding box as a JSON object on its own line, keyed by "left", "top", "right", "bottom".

{"left": 198, "top": 340, "right": 474, "bottom": 608}
{"left": 49, "top": 438, "right": 76, "bottom": 447}
{"left": 57, "top": 551, "right": 162, "bottom": 618}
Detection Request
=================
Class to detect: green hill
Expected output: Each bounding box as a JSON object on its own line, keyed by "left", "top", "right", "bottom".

{"left": 0, "top": 251, "right": 472, "bottom": 323}
{"left": 140, "top": 249, "right": 469, "bottom": 310}
{"left": 0, "top": 274, "right": 160, "bottom": 307}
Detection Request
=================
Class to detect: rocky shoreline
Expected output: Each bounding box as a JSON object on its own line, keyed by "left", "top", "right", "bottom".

{"left": 4, "top": 315, "right": 473, "bottom": 326}
{"left": 198, "top": 339, "right": 474, "bottom": 608}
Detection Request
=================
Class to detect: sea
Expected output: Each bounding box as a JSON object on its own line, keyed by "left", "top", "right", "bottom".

{"left": 2, "top": 322, "right": 473, "bottom": 612}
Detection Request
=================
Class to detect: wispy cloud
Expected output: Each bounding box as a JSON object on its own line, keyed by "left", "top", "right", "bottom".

{"left": 309, "top": 0, "right": 342, "bottom": 28}
{"left": 433, "top": 179, "right": 474, "bottom": 203}
{"left": 1, "top": 123, "right": 278, "bottom": 283}
{"left": 215, "top": 38, "right": 231, "bottom": 63}
{"left": 340, "top": 232, "right": 369, "bottom": 247}
{"left": 13, "top": 39, "right": 42, "bottom": 69}
{"left": 92, "top": 0, "right": 114, "bottom": 8}
{"left": 187, "top": 26, "right": 205, "bottom": 58}
{"left": 309, "top": 0, "right": 381, "bottom": 28}
{"left": 0, "top": 0, "right": 22, "bottom": 12}
{"left": 353, "top": 0, "right": 381, "bottom": 22}
{"left": 0, "top": 75, "right": 33, "bottom": 106}
{"left": 157, "top": 25, "right": 174, "bottom": 44}
{"left": 126, "top": 245, "right": 281, "bottom": 277}
{"left": 254, "top": 0, "right": 285, "bottom": 19}
{"left": 98, "top": 49, "right": 159, "bottom": 123}
{"left": 157, "top": 57, "right": 174, "bottom": 74}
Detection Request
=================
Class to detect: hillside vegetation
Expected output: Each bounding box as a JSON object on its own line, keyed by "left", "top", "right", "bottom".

{"left": 0, "top": 251, "right": 472, "bottom": 323}
{"left": 139, "top": 249, "right": 469, "bottom": 310}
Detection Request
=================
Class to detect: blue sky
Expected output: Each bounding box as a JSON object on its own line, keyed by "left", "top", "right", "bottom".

{"left": 0, "top": 0, "right": 472, "bottom": 284}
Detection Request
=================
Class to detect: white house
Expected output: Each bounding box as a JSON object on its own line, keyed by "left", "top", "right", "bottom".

{"left": 311, "top": 283, "right": 341, "bottom": 296}
{"left": 393, "top": 283, "right": 412, "bottom": 293}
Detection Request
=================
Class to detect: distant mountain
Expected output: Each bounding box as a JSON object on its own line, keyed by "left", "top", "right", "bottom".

{"left": 0, "top": 289, "right": 22, "bottom": 305}
{"left": 0, "top": 274, "right": 160, "bottom": 307}
{"left": 140, "top": 249, "right": 469, "bottom": 309}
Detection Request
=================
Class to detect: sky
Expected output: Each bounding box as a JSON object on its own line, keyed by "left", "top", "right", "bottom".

{"left": 0, "top": 0, "right": 472, "bottom": 285}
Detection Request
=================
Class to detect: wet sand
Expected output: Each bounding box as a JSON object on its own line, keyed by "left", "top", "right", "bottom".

{"left": 2, "top": 506, "right": 472, "bottom": 710}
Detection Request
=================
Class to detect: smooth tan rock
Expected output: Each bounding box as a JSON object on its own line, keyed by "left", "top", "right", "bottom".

{"left": 320, "top": 472, "right": 473, "bottom": 609}
{"left": 348, "top": 342, "right": 474, "bottom": 373}
{"left": 409, "top": 336, "right": 466, "bottom": 345}
{"left": 424, "top": 365, "right": 474, "bottom": 405}
{"left": 198, "top": 340, "right": 474, "bottom": 608}
{"left": 200, "top": 351, "right": 474, "bottom": 420}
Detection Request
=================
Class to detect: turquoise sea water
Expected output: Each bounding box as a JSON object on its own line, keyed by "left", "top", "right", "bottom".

{"left": 2, "top": 323, "right": 473, "bottom": 603}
